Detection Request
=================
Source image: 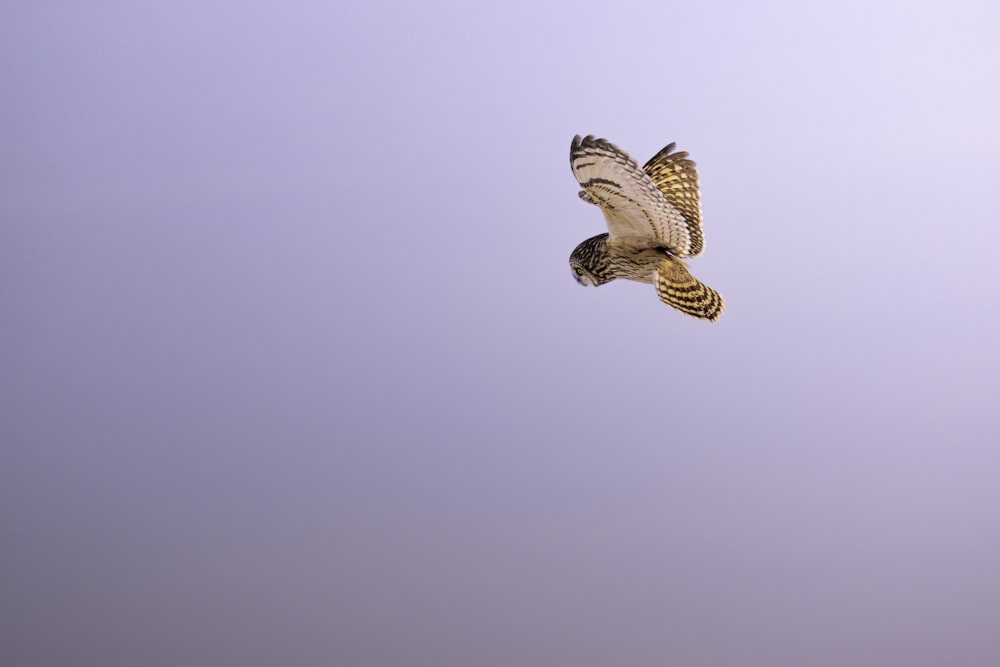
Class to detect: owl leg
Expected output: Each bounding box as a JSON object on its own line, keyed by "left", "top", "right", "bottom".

{"left": 654, "top": 257, "right": 724, "bottom": 322}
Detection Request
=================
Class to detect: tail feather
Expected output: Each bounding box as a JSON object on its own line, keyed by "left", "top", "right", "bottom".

{"left": 654, "top": 257, "right": 724, "bottom": 322}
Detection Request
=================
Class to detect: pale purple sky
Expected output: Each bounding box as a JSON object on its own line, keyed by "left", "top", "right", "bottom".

{"left": 3, "top": 1, "right": 1000, "bottom": 666}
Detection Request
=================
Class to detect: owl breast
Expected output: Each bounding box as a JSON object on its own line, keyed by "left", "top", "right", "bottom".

{"left": 603, "top": 244, "right": 671, "bottom": 284}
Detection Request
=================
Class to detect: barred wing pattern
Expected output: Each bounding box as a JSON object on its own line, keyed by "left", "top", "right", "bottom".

{"left": 570, "top": 135, "right": 699, "bottom": 258}
{"left": 643, "top": 143, "right": 704, "bottom": 257}
{"left": 654, "top": 256, "right": 724, "bottom": 322}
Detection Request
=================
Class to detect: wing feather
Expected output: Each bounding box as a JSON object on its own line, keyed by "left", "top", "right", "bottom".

{"left": 654, "top": 257, "right": 724, "bottom": 322}
{"left": 643, "top": 143, "right": 704, "bottom": 257}
{"left": 570, "top": 135, "right": 697, "bottom": 257}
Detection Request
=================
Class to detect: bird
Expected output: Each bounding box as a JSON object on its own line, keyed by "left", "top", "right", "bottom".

{"left": 568, "top": 134, "right": 724, "bottom": 322}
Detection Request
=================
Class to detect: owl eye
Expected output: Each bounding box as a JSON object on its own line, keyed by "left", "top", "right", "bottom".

{"left": 575, "top": 268, "right": 584, "bottom": 275}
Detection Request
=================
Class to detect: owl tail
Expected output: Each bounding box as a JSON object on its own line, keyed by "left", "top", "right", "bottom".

{"left": 654, "top": 257, "right": 724, "bottom": 322}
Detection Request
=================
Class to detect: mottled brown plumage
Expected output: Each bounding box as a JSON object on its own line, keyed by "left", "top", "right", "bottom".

{"left": 568, "top": 135, "right": 723, "bottom": 322}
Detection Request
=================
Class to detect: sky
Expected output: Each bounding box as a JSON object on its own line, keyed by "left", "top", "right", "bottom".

{"left": 3, "top": 1, "right": 1000, "bottom": 665}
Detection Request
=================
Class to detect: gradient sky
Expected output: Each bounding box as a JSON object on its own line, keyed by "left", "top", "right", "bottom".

{"left": 3, "top": 1, "right": 1000, "bottom": 666}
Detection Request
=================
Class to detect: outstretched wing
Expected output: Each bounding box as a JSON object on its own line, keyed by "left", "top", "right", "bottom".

{"left": 643, "top": 143, "right": 704, "bottom": 257}
{"left": 570, "top": 135, "right": 698, "bottom": 257}
{"left": 654, "top": 256, "right": 724, "bottom": 322}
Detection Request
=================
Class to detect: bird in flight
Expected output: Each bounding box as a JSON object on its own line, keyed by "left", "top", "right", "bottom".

{"left": 568, "top": 135, "right": 724, "bottom": 321}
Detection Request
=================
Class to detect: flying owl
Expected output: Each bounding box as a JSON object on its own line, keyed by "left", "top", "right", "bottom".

{"left": 568, "top": 134, "right": 724, "bottom": 321}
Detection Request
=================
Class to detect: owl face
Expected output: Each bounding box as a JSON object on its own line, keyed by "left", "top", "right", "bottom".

{"left": 569, "top": 234, "right": 612, "bottom": 287}
{"left": 570, "top": 260, "right": 598, "bottom": 286}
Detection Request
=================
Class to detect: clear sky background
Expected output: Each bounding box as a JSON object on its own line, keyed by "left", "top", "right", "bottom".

{"left": 3, "top": 1, "right": 1000, "bottom": 665}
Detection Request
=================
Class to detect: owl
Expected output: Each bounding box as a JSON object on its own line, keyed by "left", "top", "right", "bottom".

{"left": 568, "top": 134, "right": 724, "bottom": 321}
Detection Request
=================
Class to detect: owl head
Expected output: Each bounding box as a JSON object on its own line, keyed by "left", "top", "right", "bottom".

{"left": 569, "top": 233, "right": 612, "bottom": 286}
